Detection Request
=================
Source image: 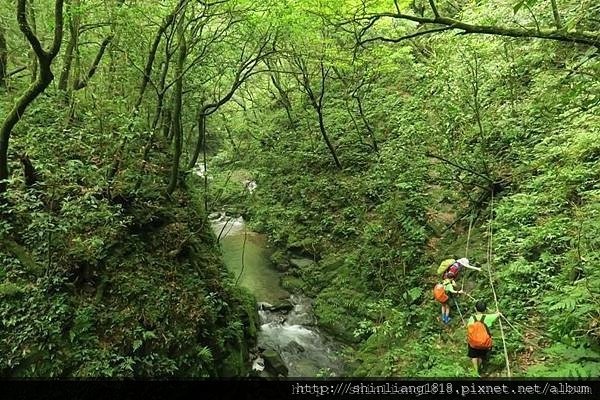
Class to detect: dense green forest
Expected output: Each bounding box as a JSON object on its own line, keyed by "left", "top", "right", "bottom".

{"left": 0, "top": 0, "right": 598, "bottom": 378}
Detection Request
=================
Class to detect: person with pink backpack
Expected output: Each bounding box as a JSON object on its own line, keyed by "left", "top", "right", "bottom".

{"left": 438, "top": 258, "right": 481, "bottom": 280}
{"left": 433, "top": 258, "right": 480, "bottom": 324}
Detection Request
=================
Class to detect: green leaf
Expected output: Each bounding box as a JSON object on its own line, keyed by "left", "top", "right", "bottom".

{"left": 142, "top": 330, "right": 157, "bottom": 340}
{"left": 513, "top": 0, "right": 538, "bottom": 14}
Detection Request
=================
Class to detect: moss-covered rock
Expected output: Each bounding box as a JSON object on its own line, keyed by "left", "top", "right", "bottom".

{"left": 263, "top": 349, "right": 288, "bottom": 376}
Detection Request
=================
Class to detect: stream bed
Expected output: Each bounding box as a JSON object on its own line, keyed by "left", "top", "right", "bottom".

{"left": 210, "top": 213, "right": 345, "bottom": 377}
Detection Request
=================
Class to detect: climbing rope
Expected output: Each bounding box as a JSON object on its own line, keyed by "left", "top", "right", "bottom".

{"left": 461, "top": 211, "right": 475, "bottom": 292}
{"left": 500, "top": 313, "right": 552, "bottom": 342}
{"left": 457, "top": 211, "right": 472, "bottom": 324}
{"left": 465, "top": 211, "right": 474, "bottom": 259}
{"left": 463, "top": 291, "right": 476, "bottom": 302}
{"left": 453, "top": 297, "right": 465, "bottom": 326}
{"left": 485, "top": 191, "right": 511, "bottom": 377}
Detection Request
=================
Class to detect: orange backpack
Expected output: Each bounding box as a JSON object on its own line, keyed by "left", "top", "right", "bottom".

{"left": 433, "top": 283, "right": 448, "bottom": 303}
{"left": 467, "top": 315, "right": 493, "bottom": 350}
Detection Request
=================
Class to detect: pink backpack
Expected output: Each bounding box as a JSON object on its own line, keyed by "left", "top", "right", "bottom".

{"left": 443, "top": 262, "right": 463, "bottom": 279}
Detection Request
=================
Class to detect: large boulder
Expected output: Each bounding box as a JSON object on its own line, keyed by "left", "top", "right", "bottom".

{"left": 270, "top": 299, "right": 294, "bottom": 313}
{"left": 262, "top": 349, "right": 288, "bottom": 377}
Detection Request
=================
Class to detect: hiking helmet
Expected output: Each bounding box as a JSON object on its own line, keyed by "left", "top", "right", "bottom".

{"left": 475, "top": 300, "right": 487, "bottom": 312}
{"left": 457, "top": 258, "right": 470, "bottom": 267}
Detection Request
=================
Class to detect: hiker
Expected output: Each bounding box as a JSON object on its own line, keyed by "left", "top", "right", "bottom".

{"left": 439, "top": 258, "right": 481, "bottom": 280}
{"left": 467, "top": 300, "right": 500, "bottom": 376}
{"left": 433, "top": 271, "right": 463, "bottom": 324}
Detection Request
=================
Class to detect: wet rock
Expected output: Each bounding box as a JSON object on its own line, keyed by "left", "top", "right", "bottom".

{"left": 208, "top": 212, "right": 222, "bottom": 220}
{"left": 282, "top": 340, "right": 305, "bottom": 354}
{"left": 242, "top": 180, "right": 257, "bottom": 193}
{"left": 290, "top": 258, "right": 315, "bottom": 269}
{"left": 257, "top": 302, "right": 273, "bottom": 311}
{"left": 285, "top": 311, "right": 315, "bottom": 326}
{"left": 274, "top": 260, "right": 291, "bottom": 272}
{"left": 270, "top": 250, "right": 291, "bottom": 272}
{"left": 270, "top": 300, "right": 294, "bottom": 313}
{"left": 252, "top": 356, "right": 265, "bottom": 371}
{"left": 263, "top": 349, "right": 288, "bottom": 377}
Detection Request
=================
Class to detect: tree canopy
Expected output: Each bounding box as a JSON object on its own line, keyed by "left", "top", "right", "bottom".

{"left": 0, "top": 0, "right": 598, "bottom": 379}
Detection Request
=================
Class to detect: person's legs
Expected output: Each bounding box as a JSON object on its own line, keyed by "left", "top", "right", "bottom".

{"left": 468, "top": 346, "right": 480, "bottom": 375}
{"left": 471, "top": 357, "right": 479, "bottom": 374}
{"left": 442, "top": 303, "right": 450, "bottom": 323}
{"left": 479, "top": 349, "right": 490, "bottom": 372}
{"left": 468, "top": 347, "right": 487, "bottom": 376}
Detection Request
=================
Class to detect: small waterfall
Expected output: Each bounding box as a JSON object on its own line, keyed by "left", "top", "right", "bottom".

{"left": 255, "top": 295, "right": 345, "bottom": 377}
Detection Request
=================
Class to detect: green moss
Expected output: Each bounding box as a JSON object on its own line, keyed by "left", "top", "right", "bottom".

{"left": 219, "top": 340, "right": 247, "bottom": 377}
{"left": 0, "top": 240, "right": 43, "bottom": 276}
{"left": 0, "top": 192, "right": 257, "bottom": 378}
{"left": 281, "top": 275, "right": 304, "bottom": 293}
{"left": 0, "top": 282, "right": 26, "bottom": 298}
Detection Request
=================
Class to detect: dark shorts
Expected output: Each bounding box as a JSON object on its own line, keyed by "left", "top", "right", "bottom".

{"left": 468, "top": 345, "right": 491, "bottom": 359}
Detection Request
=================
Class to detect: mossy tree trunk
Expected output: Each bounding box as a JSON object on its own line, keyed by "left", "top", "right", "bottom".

{"left": 0, "top": 0, "right": 65, "bottom": 195}
{"left": 0, "top": 27, "right": 7, "bottom": 88}
{"left": 166, "top": 10, "right": 187, "bottom": 196}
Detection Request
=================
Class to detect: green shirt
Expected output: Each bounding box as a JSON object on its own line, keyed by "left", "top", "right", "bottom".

{"left": 443, "top": 279, "right": 458, "bottom": 294}
{"left": 467, "top": 312, "right": 500, "bottom": 328}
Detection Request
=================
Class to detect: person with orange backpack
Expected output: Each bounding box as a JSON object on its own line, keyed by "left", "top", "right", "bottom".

{"left": 433, "top": 271, "right": 463, "bottom": 324}
{"left": 467, "top": 300, "right": 500, "bottom": 375}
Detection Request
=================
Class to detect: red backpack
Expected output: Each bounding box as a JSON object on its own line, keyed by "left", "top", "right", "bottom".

{"left": 467, "top": 315, "right": 493, "bottom": 350}
{"left": 443, "top": 262, "right": 463, "bottom": 279}
{"left": 433, "top": 283, "right": 448, "bottom": 303}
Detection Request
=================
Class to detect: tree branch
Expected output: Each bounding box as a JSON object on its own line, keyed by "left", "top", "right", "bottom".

{"left": 359, "top": 26, "right": 453, "bottom": 46}
{"left": 73, "top": 36, "right": 112, "bottom": 90}
{"left": 7, "top": 66, "right": 28, "bottom": 77}
{"left": 17, "top": 0, "right": 46, "bottom": 59}
{"left": 425, "top": 152, "right": 495, "bottom": 183}
{"left": 356, "top": 11, "right": 599, "bottom": 47}
{"left": 550, "top": 0, "right": 562, "bottom": 30}
{"left": 429, "top": 0, "right": 440, "bottom": 18}
{"left": 49, "top": 0, "right": 65, "bottom": 57}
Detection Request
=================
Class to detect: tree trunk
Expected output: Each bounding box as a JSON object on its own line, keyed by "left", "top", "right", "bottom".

{"left": 142, "top": 60, "right": 170, "bottom": 163}
{"left": 166, "top": 14, "right": 187, "bottom": 196}
{"left": 162, "top": 107, "right": 172, "bottom": 140}
{"left": 0, "top": 0, "right": 64, "bottom": 195}
{"left": 58, "top": 0, "right": 79, "bottom": 91}
{"left": 28, "top": 0, "right": 38, "bottom": 83}
{"left": 265, "top": 59, "right": 294, "bottom": 127}
{"left": 354, "top": 93, "right": 378, "bottom": 153}
{"left": 135, "top": 0, "right": 184, "bottom": 112}
{"left": 316, "top": 104, "right": 342, "bottom": 169}
{"left": 550, "top": 0, "right": 562, "bottom": 29}
{"left": 0, "top": 27, "right": 7, "bottom": 88}
{"left": 72, "top": 35, "right": 112, "bottom": 90}
{"left": 57, "top": 31, "right": 76, "bottom": 91}
{"left": 187, "top": 107, "right": 208, "bottom": 170}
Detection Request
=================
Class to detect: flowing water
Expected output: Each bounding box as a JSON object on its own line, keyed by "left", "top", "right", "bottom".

{"left": 211, "top": 213, "right": 345, "bottom": 377}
